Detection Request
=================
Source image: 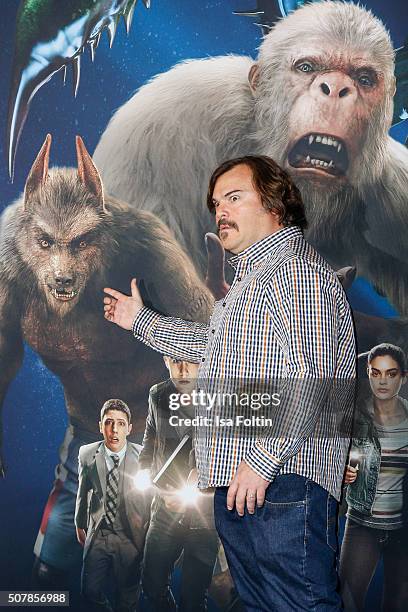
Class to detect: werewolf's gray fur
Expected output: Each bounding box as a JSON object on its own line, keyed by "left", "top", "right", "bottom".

{"left": 0, "top": 165, "right": 212, "bottom": 473}
{"left": 94, "top": 1, "right": 408, "bottom": 316}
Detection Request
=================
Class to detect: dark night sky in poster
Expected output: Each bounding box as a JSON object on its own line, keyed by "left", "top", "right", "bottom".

{"left": 0, "top": 0, "right": 406, "bottom": 606}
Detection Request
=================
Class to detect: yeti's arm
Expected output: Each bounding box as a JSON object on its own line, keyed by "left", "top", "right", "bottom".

{"left": 0, "top": 278, "right": 24, "bottom": 477}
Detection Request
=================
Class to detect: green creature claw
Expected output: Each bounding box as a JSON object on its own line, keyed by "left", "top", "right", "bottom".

{"left": 7, "top": 0, "right": 149, "bottom": 180}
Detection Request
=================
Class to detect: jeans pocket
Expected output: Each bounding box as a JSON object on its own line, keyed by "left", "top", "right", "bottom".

{"left": 326, "top": 494, "right": 338, "bottom": 554}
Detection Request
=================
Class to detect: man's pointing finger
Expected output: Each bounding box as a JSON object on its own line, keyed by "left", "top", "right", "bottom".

{"left": 104, "top": 287, "right": 124, "bottom": 300}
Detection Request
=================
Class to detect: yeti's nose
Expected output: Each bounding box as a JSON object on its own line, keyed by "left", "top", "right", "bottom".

{"left": 55, "top": 274, "right": 74, "bottom": 287}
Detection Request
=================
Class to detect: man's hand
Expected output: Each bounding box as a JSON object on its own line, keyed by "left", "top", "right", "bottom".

{"left": 227, "top": 460, "right": 270, "bottom": 516}
{"left": 103, "top": 278, "right": 144, "bottom": 330}
{"left": 344, "top": 464, "right": 358, "bottom": 485}
{"left": 76, "top": 527, "right": 86, "bottom": 547}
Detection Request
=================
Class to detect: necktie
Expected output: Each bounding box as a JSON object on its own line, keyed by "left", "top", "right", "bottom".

{"left": 106, "top": 454, "right": 120, "bottom": 526}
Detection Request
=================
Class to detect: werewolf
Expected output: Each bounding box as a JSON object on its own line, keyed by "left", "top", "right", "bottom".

{"left": 0, "top": 134, "right": 212, "bottom": 576}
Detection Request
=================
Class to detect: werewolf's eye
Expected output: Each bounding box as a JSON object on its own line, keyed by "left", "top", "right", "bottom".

{"left": 79, "top": 241, "right": 87, "bottom": 249}
{"left": 40, "top": 239, "right": 51, "bottom": 249}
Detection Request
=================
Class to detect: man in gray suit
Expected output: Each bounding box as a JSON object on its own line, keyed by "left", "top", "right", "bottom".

{"left": 75, "top": 398, "right": 148, "bottom": 612}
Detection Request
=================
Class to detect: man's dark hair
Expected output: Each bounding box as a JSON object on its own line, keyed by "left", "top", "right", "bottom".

{"left": 100, "top": 398, "right": 131, "bottom": 423}
{"left": 367, "top": 343, "right": 407, "bottom": 374}
{"left": 207, "top": 155, "right": 307, "bottom": 229}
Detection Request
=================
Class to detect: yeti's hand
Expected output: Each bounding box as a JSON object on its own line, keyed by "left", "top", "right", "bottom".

{"left": 103, "top": 278, "right": 144, "bottom": 330}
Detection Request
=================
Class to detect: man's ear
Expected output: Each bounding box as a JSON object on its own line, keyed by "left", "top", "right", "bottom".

{"left": 128, "top": 423, "right": 133, "bottom": 435}
{"left": 99, "top": 421, "right": 103, "bottom": 434}
{"left": 249, "top": 64, "right": 260, "bottom": 94}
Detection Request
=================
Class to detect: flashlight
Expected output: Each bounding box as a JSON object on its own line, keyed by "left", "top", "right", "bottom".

{"left": 134, "top": 469, "right": 152, "bottom": 491}
{"left": 348, "top": 449, "right": 360, "bottom": 470}
{"left": 177, "top": 483, "right": 201, "bottom": 506}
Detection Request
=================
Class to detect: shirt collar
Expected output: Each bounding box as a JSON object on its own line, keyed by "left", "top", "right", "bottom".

{"left": 228, "top": 226, "right": 303, "bottom": 272}
{"left": 104, "top": 441, "right": 127, "bottom": 461}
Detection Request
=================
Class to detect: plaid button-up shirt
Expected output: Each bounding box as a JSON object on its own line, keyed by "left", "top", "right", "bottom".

{"left": 133, "top": 226, "right": 356, "bottom": 500}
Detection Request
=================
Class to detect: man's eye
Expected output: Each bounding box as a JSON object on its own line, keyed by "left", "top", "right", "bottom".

{"left": 230, "top": 195, "right": 239, "bottom": 202}
{"left": 40, "top": 239, "right": 51, "bottom": 249}
{"left": 297, "top": 62, "right": 314, "bottom": 73}
{"left": 357, "top": 74, "right": 373, "bottom": 87}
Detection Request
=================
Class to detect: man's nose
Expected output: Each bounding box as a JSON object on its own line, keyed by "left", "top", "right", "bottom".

{"left": 112, "top": 422, "right": 118, "bottom": 432}
{"left": 216, "top": 201, "right": 230, "bottom": 221}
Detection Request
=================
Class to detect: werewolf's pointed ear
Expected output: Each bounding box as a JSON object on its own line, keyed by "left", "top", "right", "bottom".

{"left": 76, "top": 136, "right": 106, "bottom": 212}
{"left": 24, "top": 134, "right": 51, "bottom": 208}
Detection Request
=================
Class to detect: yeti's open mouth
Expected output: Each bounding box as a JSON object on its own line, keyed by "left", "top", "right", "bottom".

{"left": 50, "top": 288, "right": 79, "bottom": 301}
{"left": 288, "top": 133, "right": 349, "bottom": 176}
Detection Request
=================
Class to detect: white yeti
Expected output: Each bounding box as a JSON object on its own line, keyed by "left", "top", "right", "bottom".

{"left": 94, "top": 1, "right": 408, "bottom": 315}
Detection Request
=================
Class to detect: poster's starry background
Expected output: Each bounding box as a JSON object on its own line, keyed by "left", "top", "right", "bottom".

{"left": 0, "top": 0, "right": 406, "bottom": 603}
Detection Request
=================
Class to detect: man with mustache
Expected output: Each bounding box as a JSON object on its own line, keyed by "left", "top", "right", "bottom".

{"left": 103, "top": 156, "right": 356, "bottom": 610}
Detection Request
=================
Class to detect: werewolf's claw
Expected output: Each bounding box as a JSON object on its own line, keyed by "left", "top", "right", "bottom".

{"left": 7, "top": 0, "right": 150, "bottom": 180}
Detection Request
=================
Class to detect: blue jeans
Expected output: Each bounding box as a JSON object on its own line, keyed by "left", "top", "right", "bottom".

{"left": 214, "top": 474, "right": 341, "bottom": 611}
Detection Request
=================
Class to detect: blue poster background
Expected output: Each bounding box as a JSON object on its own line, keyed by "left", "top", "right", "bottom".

{"left": 0, "top": 1, "right": 406, "bottom": 608}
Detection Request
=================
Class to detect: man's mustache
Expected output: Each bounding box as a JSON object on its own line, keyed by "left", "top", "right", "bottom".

{"left": 217, "top": 219, "right": 239, "bottom": 232}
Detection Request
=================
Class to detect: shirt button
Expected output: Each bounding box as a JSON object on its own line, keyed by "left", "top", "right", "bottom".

{"left": 237, "top": 277, "right": 242, "bottom": 281}
{"left": 201, "top": 358, "right": 205, "bottom": 362}
{"left": 222, "top": 302, "right": 226, "bottom": 307}
{"left": 211, "top": 329, "right": 215, "bottom": 334}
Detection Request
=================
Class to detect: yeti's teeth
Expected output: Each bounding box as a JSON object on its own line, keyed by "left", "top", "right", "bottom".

{"left": 309, "top": 135, "right": 314, "bottom": 145}
{"left": 328, "top": 161, "right": 334, "bottom": 167}
{"left": 337, "top": 143, "right": 342, "bottom": 153}
{"left": 306, "top": 155, "right": 311, "bottom": 163}
{"left": 332, "top": 139, "right": 338, "bottom": 147}
{"left": 62, "top": 65, "right": 67, "bottom": 85}
{"left": 142, "top": 0, "right": 151, "bottom": 7}
{"left": 322, "top": 136, "right": 327, "bottom": 145}
{"left": 327, "top": 137, "right": 332, "bottom": 146}
{"left": 316, "top": 135, "right": 322, "bottom": 143}
{"left": 323, "top": 162, "right": 328, "bottom": 167}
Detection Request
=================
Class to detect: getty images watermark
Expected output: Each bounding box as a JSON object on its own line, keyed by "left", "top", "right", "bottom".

{"left": 168, "top": 389, "right": 281, "bottom": 428}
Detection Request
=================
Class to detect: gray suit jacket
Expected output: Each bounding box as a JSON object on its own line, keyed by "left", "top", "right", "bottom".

{"left": 74, "top": 441, "right": 149, "bottom": 557}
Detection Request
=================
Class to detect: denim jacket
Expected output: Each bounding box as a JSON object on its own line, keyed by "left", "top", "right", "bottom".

{"left": 346, "top": 397, "right": 408, "bottom": 526}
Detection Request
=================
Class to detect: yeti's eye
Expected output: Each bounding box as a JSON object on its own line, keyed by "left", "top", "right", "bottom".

{"left": 39, "top": 239, "right": 51, "bottom": 249}
{"left": 296, "top": 62, "right": 314, "bottom": 74}
{"left": 357, "top": 73, "right": 374, "bottom": 88}
{"left": 79, "top": 241, "right": 87, "bottom": 249}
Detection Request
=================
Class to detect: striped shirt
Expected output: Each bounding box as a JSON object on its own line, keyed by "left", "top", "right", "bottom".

{"left": 133, "top": 226, "right": 356, "bottom": 500}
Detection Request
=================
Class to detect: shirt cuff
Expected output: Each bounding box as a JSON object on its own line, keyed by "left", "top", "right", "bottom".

{"left": 132, "top": 307, "right": 161, "bottom": 342}
{"left": 244, "top": 441, "right": 282, "bottom": 482}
